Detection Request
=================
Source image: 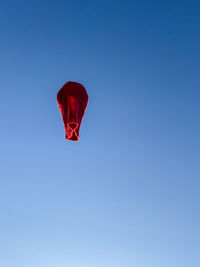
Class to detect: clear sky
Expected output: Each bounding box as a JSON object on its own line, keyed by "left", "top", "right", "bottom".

{"left": 0, "top": 1, "right": 200, "bottom": 266}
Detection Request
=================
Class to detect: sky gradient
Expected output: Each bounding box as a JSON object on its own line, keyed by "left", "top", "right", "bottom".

{"left": 0, "top": 1, "right": 200, "bottom": 266}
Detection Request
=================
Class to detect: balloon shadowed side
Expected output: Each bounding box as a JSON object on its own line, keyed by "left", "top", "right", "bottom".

{"left": 57, "top": 81, "right": 89, "bottom": 141}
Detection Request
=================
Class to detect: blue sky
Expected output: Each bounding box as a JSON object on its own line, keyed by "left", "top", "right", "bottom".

{"left": 0, "top": 1, "right": 200, "bottom": 266}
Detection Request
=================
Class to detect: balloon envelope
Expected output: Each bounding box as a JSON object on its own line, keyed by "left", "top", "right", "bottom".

{"left": 57, "top": 81, "right": 88, "bottom": 141}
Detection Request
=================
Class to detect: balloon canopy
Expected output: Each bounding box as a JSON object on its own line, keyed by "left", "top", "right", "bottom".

{"left": 57, "top": 81, "right": 88, "bottom": 141}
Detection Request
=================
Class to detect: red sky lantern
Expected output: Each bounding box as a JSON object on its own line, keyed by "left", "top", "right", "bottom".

{"left": 57, "top": 81, "right": 88, "bottom": 141}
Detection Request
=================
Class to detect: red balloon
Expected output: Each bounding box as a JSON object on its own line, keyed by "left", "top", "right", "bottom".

{"left": 57, "top": 81, "right": 88, "bottom": 141}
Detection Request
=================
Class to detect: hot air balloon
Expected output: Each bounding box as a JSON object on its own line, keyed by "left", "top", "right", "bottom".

{"left": 57, "top": 81, "right": 88, "bottom": 141}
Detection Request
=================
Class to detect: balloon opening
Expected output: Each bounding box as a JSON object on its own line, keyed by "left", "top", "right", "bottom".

{"left": 65, "top": 122, "right": 79, "bottom": 141}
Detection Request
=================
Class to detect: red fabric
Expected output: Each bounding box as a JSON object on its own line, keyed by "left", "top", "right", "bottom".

{"left": 57, "top": 81, "right": 88, "bottom": 141}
